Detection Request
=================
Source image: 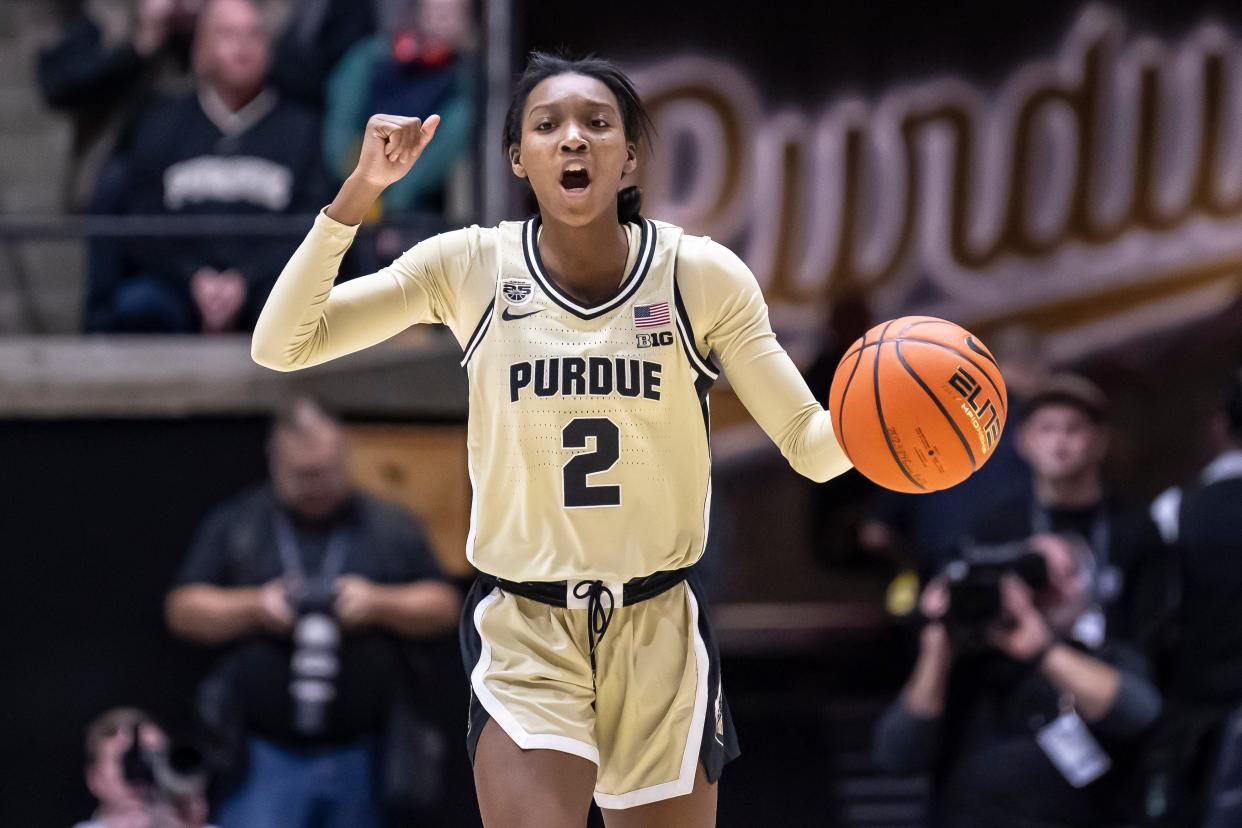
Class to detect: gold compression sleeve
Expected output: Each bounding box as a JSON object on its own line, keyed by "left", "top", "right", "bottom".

{"left": 252, "top": 210, "right": 493, "bottom": 371}
{"left": 677, "top": 237, "right": 853, "bottom": 483}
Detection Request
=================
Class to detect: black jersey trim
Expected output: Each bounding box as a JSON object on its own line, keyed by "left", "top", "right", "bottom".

{"left": 522, "top": 217, "right": 656, "bottom": 320}
{"left": 672, "top": 277, "right": 720, "bottom": 382}
{"left": 459, "top": 298, "right": 496, "bottom": 367}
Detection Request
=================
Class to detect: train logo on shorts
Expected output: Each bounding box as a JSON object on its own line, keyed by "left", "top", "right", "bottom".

{"left": 502, "top": 279, "right": 535, "bottom": 306}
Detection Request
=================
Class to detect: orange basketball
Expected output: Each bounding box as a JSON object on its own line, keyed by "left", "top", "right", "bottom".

{"left": 829, "top": 316, "right": 1008, "bottom": 493}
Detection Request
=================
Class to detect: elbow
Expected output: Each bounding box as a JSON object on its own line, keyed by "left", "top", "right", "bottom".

{"left": 1119, "top": 680, "right": 1164, "bottom": 735}
{"left": 250, "top": 337, "right": 298, "bottom": 372}
{"left": 788, "top": 451, "right": 853, "bottom": 484}
{"left": 1098, "top": 673, "right": 1164, "bottom": 739}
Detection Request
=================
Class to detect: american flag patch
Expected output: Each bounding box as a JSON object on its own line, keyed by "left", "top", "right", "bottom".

{"left": 633, "top": 301, "right": 671, "bottom": 328}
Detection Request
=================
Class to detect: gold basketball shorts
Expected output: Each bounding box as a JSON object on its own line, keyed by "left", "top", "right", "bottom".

{"left": 458, "top": 570, "right": 739, "bottom": 809}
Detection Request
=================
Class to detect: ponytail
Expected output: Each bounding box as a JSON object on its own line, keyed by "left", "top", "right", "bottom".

{"left": 617, "top": 186, "right": 643, "bottom": 224}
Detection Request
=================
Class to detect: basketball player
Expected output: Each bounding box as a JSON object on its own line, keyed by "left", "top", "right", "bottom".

{"left": 252, "top": 53, "right": 852, "bottom": 828}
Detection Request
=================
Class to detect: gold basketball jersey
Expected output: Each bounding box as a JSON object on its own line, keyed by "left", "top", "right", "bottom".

{"left": 460, "top": 217, "right": 719, "bottom": 583}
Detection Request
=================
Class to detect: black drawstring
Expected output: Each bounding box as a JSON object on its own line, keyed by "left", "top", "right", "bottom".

{"left": 573, "top": 580, "right": 616, "bottom": 684}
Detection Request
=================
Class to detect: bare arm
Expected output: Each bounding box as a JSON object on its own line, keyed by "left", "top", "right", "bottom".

{"left": 334, "top": 576, "right": 461, "bottom": 637}
{"left": 902, "top": 624, "right": 954, "bottom": 716}
{"left": 1040, "top": 644, "right": 1120, "bottom": 723}
{"left": 165, "top": 579, "right": 293, "bottom": 645}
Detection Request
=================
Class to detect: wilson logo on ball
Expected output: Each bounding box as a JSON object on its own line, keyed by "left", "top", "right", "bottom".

{"left": 948, "top": 366, "right": 1001, "bottom": 453}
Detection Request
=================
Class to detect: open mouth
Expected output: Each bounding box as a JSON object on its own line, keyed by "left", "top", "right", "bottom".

{"left": 560, "top": 168, "right": 591, "bottom": 192}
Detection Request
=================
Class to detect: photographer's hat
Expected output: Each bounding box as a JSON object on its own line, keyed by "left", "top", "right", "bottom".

{"left": 1023, "top": 373, "right": 1108, "bottom": 423}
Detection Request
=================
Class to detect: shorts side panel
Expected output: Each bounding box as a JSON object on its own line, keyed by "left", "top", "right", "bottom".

{"left": 459, "top": 579, "right": 599, "bottom": 765}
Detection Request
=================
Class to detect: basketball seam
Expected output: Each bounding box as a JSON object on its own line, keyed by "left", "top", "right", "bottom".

{"left": 840, "top": 336, "right": 1007, "bottom": 417}
{"left": 894, "top": 340, "right": 978, "bottom": 473}
{"left": 898, "top": 318, "right": 949, "bottom": 337}
{"left": 872, "top": 326, "right": 926, "bottom": 492}
{"left": 833, "top": 331, "right": 869, "bottom": 464}
{"left": 965, "top": 335, "right": 1000, "bottom": 368}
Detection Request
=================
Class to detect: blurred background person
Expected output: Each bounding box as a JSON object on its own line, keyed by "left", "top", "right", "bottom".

{"left": 75, "top": 707, "right": 210, "bottom": 828}
{"left": 83, "top": 0, "right": 327, "bottom": 334}
{"left": 322, "top": 0, "right": 477, "bottom": 220}
{"left": 267, "top": 0, "right": 379, "bottom": 110}
{"left": 872, "top": 533, "right": 1162, "bottom": 828}
{"left": 165, "top": 397, "right": 460, "bottom": 828}
{"left": 1146, "top": 367, "right": 1242, "bottom": 827}
{"left": 37, "top": 0, "right": 198, "bottom": 212}
{"left": 967, "top": 373, "right": 1173, "bottom": 652}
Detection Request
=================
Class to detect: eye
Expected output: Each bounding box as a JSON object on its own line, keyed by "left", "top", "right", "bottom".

{"left": 591, "top": 119, "right": 609, "bottom": 128}
{"left": 535, "top": 120, "right": 554, "bottom": 131}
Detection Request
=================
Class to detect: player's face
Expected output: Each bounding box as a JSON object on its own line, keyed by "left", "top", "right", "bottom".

{"left": 512, "top": 73, "right": 638, "bottom": 225}
{"left": 1019, "top": 404, "right": 1107, "bottom": 483}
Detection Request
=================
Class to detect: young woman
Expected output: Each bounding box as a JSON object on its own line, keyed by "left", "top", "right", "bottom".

{"left": 252, "top": 52, "right": 852, "bottom": 828}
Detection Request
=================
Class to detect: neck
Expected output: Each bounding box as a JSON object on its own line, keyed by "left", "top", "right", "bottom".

{"left": 1035, "top": 474, "right": 1103, "bottom": 509}
{"left": 212, "top": 82, "right": 263, "bottom": 113}
{"left": 537, "top": 211, "right": 629, "bottom": 305}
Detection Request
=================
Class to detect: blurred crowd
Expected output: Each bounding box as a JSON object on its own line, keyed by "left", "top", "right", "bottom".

{"left": 36, "top": 0, "right": 477, "bottom": 334}
{"left": 860, "top": 354, "right": 1242, "bottom": 828}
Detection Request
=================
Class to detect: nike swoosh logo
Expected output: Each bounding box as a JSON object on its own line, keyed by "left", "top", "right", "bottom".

{"left": 502, "top": 307, "right": 544, "bottom": 321}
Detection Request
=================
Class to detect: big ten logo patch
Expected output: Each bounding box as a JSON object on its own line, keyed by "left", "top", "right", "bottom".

{"left": 949, "top": 367, "right": 1001, "bottom": 453}
{"left": 637, "top": 331, "right": 674, "bottom": 349}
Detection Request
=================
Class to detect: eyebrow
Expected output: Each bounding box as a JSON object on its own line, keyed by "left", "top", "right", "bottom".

{"left": 527, "top": 99, "right": 619, "bottom": 118}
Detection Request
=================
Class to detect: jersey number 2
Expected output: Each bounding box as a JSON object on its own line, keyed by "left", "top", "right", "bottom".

{"left": 562, "top": 418, "right": 621, "bottom": 508}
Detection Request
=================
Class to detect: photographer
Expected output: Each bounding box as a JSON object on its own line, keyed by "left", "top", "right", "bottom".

{"left": 970, "top": 373, "right": 1173, "bottom": 652}
{"left": 873, "top": 533, "right": 1162, "bottom": 828}
{"left": 164, "top": 398, "right": 460, "bottom": 828}
{"left": 75, "top": 708, "right": 209, "bottom": 828}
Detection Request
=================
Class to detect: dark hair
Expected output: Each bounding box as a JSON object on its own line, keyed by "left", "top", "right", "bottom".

{"left": 269, "top": 396, "right": 341, "bottom": 442}
{"left": 503, "top": 51, "right": 654, "bottom": 224}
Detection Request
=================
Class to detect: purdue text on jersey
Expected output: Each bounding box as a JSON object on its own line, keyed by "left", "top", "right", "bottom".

{"left": 509, "top": 357, "right": 662, "bottom": 402}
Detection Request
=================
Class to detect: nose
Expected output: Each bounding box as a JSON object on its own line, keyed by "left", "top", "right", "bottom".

{"left": 560, "top": 121, "right": 587, "bottom": 153}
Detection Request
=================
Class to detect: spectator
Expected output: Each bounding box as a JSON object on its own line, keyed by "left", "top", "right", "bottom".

{"left": 75, "top": 707, "right": 210, "bottom": 828}
{"left": 1145, "top": 368, "right": 1242, "bottom": 827}
{"left": 968, "top": 373, "right": 1173, "bottom": 650}
{"left": 323, "top": 0, "right": 477, "bottom": 218}
{"left": 37, "top": 0, "right": 197, "bottom": 211}
{"left": 164, "top": 397, "right": 460, "bottom": 828}
{"left": 84, "top": 0, "right": 327, "bottom": 334}
{"left": 268, "top": 0, "right": 379, "bottom": 109}
{"left": 873, "top": 533, "right": 1162, "bottom": 828}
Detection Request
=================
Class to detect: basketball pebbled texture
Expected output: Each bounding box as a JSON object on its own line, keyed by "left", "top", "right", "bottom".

{"left": 829, "top": 316, "right": 1008, "bottom": 493}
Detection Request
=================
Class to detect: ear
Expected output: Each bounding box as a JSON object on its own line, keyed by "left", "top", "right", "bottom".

{"left": 1016, "top": 422, "right": 1033, "bottom": 462}
{"left": 622, "top": 141, "right": 638, "bottom": 177}
{"left": 509, "top": 145, "right": 527, "bottom": 179}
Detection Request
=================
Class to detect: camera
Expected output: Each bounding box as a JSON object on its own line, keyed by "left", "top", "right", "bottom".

{"left": 942, "top": 540, "right": 1049, "bottom": 643}
{"left": 121, "top": 724, "right": 206, "bottom": 803}
{"left": 287, "top": 579, "right": 341, "bottom": 736}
